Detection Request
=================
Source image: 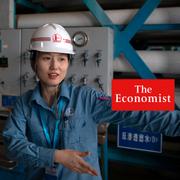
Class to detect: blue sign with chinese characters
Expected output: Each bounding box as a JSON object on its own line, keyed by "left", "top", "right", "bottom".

{"left": 117, "top": 126, "right": 162, "bottom": 153}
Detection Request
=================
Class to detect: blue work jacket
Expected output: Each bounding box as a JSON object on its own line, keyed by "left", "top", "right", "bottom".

{"left": 2, "top": 81, "right": 180, "bottom": 180}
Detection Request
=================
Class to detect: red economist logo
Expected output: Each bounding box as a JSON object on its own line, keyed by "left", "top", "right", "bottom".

{"left": 112, "top": 79, "right": 174, "bottom": 111}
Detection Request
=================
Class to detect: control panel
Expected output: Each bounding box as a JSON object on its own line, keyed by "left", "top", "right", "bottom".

{"left": 0, "top": 29, "right": 21, "bottom": 107}
{"left": 20, "top": 27, "right": 114, "bottom": 95}
{"left": 0, "top": 27, "right": 113, "bottom": 107}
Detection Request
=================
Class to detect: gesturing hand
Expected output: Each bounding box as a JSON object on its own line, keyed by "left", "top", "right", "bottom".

{"left": 54, "top": 149, "right": 98, "bottom": 176}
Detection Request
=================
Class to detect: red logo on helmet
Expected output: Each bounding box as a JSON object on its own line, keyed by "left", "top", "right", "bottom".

{"left": 52, "top": 34, "right": 62, "bottom": 42}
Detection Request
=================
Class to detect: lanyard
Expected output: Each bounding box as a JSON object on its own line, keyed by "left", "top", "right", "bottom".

{"left": 39, "top": 99, "right": 65, "bottom": 148}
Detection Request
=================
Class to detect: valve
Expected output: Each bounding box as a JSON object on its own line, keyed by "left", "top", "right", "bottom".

{"left": 69, "top": 54, "right": 75, "bottom": 66}
{"left": 95, "top": 76, "right": 104, "bottom": 91}
{"left": 69, "top": 75, "right": 76, "bottom": 84}
{"left": 83, "top": 50, "right": 89, "bottom": 67}
{"left": 81, "top": 75, "right": 88, "bottom": 85}
{"left": 22, "top": 72, "right": 30, "bottom": 87}
{"left": 22, "top": 51, "right": 30, "bottom": 63}
{"left": 96, "top": 50, "right": 102, "bottom": 67}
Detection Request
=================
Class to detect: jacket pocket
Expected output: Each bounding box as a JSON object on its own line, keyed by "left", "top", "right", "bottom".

{"left": 60, "top": 114, "right": 85, "bottom": 146}
{"left": 61, "top": 115, "right": 98, "bottom": 164}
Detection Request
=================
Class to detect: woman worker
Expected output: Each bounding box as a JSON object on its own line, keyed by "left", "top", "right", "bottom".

{"left": 2, "top": 23, "right": 180, "bottom": 180}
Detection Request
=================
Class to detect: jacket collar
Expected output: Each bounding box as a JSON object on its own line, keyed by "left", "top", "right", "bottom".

{"left": 29, "top": 80, "right": 70, "bottom": 106}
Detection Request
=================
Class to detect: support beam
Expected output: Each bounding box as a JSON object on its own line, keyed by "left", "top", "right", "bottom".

{"left": 83, "top": 0, "right": 159, "bottom": 79}
{"left": 123, "top": 0, "right": 161, "bottom": 41}
{"left": 121, "top": 43, "right": 156, "bottom": 79}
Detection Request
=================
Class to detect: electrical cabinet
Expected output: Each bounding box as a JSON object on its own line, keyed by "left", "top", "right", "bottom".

{"left": 67, "top": 27, "right": 113, "bottom": 95}
{"left": 0, "top": 29, "right": 21, "bottom": 106}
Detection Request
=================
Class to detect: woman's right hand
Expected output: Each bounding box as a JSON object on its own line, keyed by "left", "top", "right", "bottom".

{"left": 54, "top": 149, "right": 98, "bottom": 176}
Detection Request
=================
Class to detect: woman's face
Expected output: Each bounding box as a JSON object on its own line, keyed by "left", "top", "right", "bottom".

{"left": 35, "top": 52, "right": 69, "bottom": 87}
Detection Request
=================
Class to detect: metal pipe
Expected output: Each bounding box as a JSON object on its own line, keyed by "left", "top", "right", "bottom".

{"left": 113, "top": 51, "right": 180, "bottom": 74}
{"left": 17, "top": 7, "right": 180, "bottom": 28}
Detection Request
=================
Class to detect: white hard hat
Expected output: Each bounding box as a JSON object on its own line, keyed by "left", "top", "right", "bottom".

{"left": 29, "top": 23, "right": 75, "bottom": 54}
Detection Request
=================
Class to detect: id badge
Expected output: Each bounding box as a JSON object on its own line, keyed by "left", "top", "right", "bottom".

{"left": 44, "top": 167, "right": 58, "bottom": 180}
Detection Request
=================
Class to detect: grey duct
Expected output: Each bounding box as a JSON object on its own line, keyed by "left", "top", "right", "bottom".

{"left": 17, "top": 7, "right": 180, "bottom": 28}
{"left": 114, "top": 51, "right": 180, "bottom": 74}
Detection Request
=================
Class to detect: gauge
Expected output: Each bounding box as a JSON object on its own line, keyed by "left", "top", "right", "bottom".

{"left": 72, "top": 31, "right": 88, "bottom": 47}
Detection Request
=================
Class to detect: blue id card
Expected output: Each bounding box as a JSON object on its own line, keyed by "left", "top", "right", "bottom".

{"left": 44, "top": 167, "right": 58, "bottom": 180}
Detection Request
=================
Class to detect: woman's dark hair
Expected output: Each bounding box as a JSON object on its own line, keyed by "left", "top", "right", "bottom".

{"left": 30, "top": 50, "right": 37, "bottom": 72}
